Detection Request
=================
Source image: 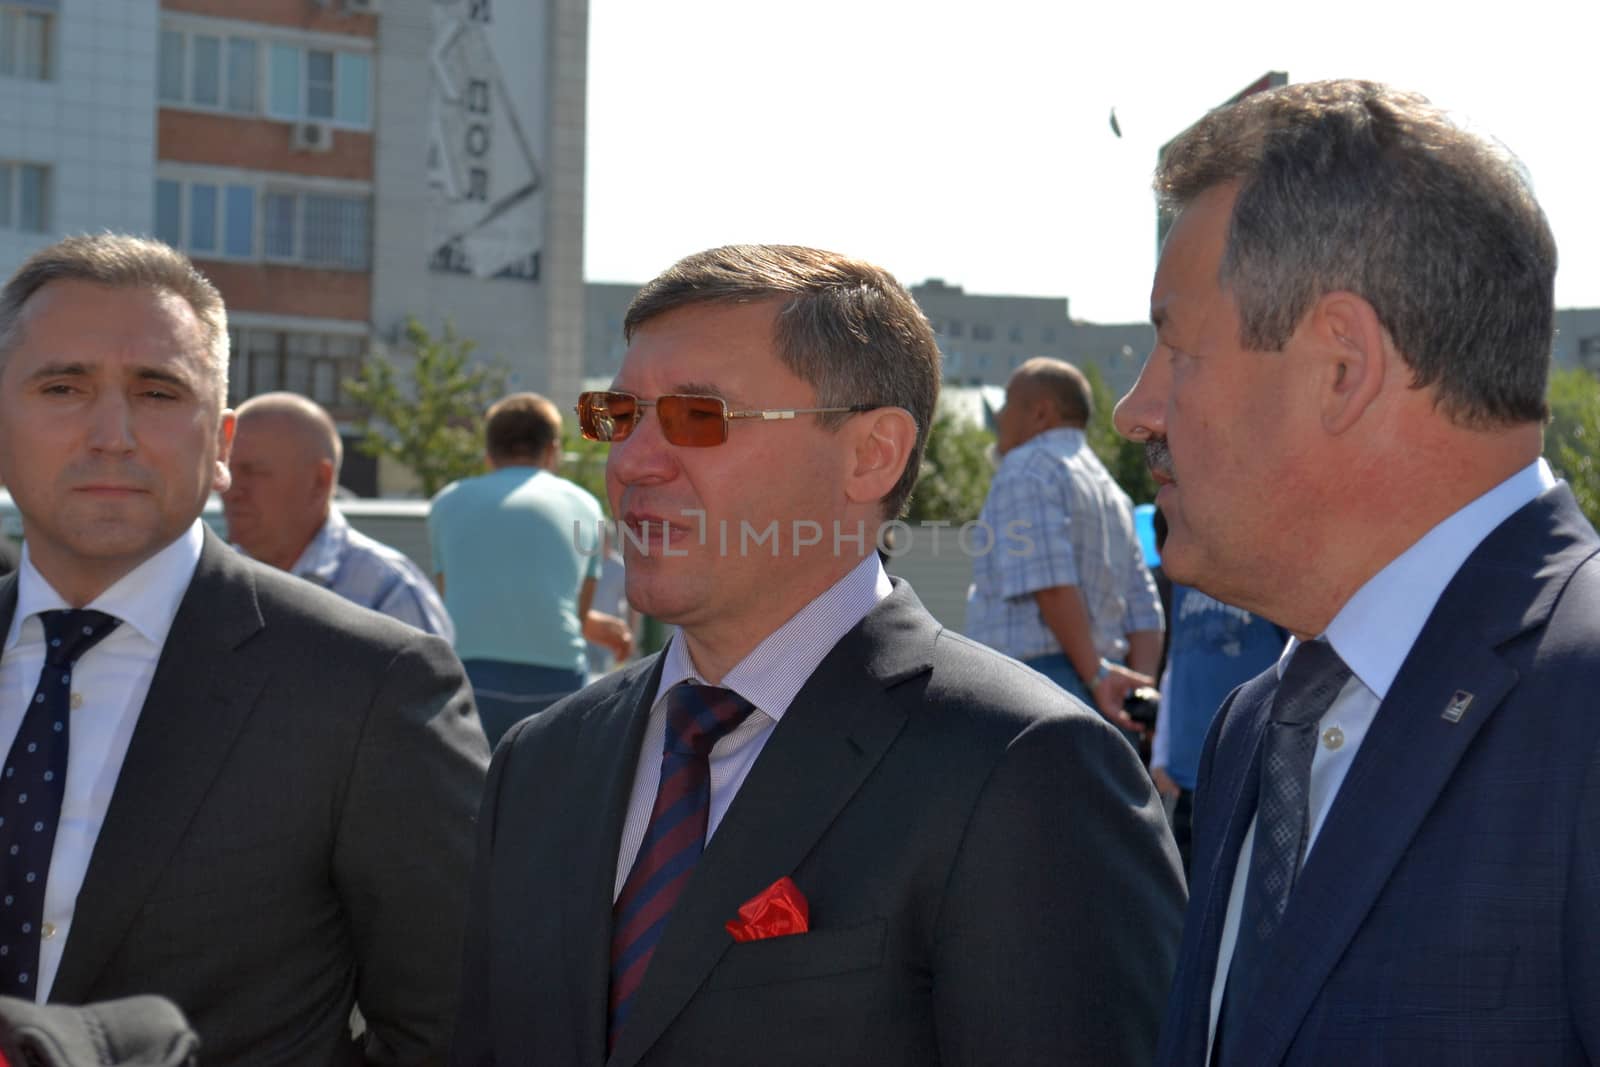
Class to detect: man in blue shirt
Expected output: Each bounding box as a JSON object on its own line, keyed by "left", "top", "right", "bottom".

{"left": 967, "top": 358, "right": 1164, "bottom": 728}
{"left": 430, "top": 392, "right": 631, "bottom": 746}
{"left": 223, "top": 392, "right": 453, "bottom": 639}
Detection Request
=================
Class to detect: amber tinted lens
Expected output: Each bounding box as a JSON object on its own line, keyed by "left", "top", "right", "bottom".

{"left": 656, "top": 394, "right": 728, "bottom": 446}
{"left": 577, "top": 391, "right": 638, "bottom": 442}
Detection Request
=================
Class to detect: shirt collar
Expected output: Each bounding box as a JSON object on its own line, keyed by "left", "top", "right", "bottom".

{"left": 7, "top": 519, "right": 205, "bottom": 651}
{"left": 1001, "top": 426, "right": 1083, "bottom": 472}
{"left": 655, "top": 552, "right": 893, "bottom": 719}
{"left": 1318, "top": 458, "right": 1555, "bottom": 699}
{"left": 290, "top": 509, "right": 346, "bottom": 585}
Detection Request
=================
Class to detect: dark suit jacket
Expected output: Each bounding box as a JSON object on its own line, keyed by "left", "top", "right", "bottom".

{"left": 454, "top": 579, "right": 1186, "bottom": 1067}
{"left": 1157, "top": 485, "right": 1600, "bottom": 1065}
{"left": 0, "top": 529, "right": 490, "bottom": 1066}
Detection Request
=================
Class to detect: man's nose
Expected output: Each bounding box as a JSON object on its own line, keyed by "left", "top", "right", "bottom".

{"left": 606, "top": 406, "right": 679, "bottom": 486}
{"left": 1113, "top": 347, "right": 1170, "bottom": 443}
{"left": 85, "top": 393, "right": 137, "bottom": 454}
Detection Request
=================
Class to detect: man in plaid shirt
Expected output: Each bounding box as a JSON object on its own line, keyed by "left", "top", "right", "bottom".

{"left": 966, "top": 358, "right": 1163, "bottom": 731}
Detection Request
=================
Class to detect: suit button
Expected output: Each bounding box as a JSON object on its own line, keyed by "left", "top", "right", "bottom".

{"left": 41, "top": 922, "right": 56, "bottom": 940}
{"left": 70, "top": 693, "right": 83, "bottom": 710}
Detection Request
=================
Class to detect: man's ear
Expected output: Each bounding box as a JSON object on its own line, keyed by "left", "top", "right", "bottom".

{"left": 843, "top": 408, "right": 919, "bottom": 508}
{"left": 1305, "top": 290, "right": 1388, "bottom": 435}
{"left": 212, "top": 410, "right": 236, "bottom": 493}
{"left": 313, "top": 457, "right": 336, "bottom": 497}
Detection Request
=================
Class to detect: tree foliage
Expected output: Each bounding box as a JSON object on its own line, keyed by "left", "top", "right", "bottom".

{"left": 1546, "top": 366, "right": 1600, "bottom": 526}
{"left": 905, "top": 411, "right": 996, "bottom": 524}
{"left": 345, "top": 318, "right": 507, "bottom": 497}
{"left": 562, "top": 433, "right": 612, "bottom": 515}
{"left": 1083, "top": 363, "right": 1158, "bottom": 505}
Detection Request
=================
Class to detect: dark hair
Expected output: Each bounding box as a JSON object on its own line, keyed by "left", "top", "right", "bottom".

{"left": 1157, "top": 79, "right": 1555, "bottom": 427}
{"left": 485, "top": 392, "right": 561, "bottom": 462}
{"left": 624, "top": 245, "right": 942, "bottom": 518}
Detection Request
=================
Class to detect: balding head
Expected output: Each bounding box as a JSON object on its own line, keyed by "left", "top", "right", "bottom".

{"left": 996, "top": 358, "right": 1094, "bottom": 455}
{"left": 222, "top": 392, "right": 344, "bottom": 570}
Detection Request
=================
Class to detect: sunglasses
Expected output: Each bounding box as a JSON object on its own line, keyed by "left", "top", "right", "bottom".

{"left": 575, "top": 390, "right": 877, "bottom": 447}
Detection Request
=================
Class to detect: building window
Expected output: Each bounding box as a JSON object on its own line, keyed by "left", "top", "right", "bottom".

{"left": 0, "top": 6, "right": 51, "bottom": 81}
{"left": 0, "top": 162, "right": 49, "bottom": 233}
{"left": 188, "top": 183, "right": 218, "bottom": 253}
{"left": 158, "top": 176, "right": 369, "bottom": 266}
{"left": 228, "top": 328, "right": 365, "bottom": 406}
{"left": 1042, "top": 326, "right": 1057, "bottom": 344}
{"left": 224, "top": 185, "right": 255, "bottom": 257}
{"left": 266, "top": 41, "right": 370, "bottom": 127}
{"left": 947, "top": 319, "right": 963, "bottom": 338}
{"left": 158, "top": 30, "right": 184, "bottom": 101}
{"left": 160, "top": 29, "right": 261, "bottom": 116}
{"left": 268, "top": 191, "right": 370, "bottom": 269}
{"left": 1008, "top": 325, "right": 1023, "bottom": 343}
{"left": 972, "top": 322, "right": 994, "bottom": 342}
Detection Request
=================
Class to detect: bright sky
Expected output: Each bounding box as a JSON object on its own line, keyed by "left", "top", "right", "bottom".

{"left": 584, "top": 0, "right": 1600, "bottom": 326}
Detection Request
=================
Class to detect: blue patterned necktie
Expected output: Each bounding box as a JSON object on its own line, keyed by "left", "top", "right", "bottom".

{"left": 608, "top": 682, "right": 755, "bottom": 1051}
{"left": 0, "top": 609, "right": 120, "bottom": 997}
{"left": 1215, "top": 638, "right": 1351, "bottom": 1064}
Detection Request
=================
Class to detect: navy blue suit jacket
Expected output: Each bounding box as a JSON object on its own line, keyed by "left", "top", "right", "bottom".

{"left": 1157, "top": 485, "right": 1600, "bottom": 1066}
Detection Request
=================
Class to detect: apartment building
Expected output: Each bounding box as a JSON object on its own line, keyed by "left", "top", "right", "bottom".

{"left": 0, "top": 1, "right": 158, "bottom": 268}
{"left": 1, "top": 0, "right": 588, "bottom": 492}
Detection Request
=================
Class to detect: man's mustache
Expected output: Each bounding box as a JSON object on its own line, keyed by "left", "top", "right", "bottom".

{"left": 1145, "top": 438, "right": 1174, "bottom": 481}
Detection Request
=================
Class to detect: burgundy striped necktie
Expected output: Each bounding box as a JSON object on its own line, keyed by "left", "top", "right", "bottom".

{"left": 608, "top": 683, "right": 755, "bottom": 1050}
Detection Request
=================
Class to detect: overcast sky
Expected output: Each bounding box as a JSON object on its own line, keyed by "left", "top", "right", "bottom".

{"left": 584, "top": 0, "right": 1600, "bottom": 325}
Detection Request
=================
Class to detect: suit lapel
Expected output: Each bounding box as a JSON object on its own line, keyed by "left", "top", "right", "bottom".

{"left": 558, "top": 655, "right": 664, "bottom": 1067}
{"left": 1230, "top": 487, "right": 1597, "bottom": 1066}
{"left": 1163, "top": 674, "right": 1272, "bottom": 1065}
{"left": 51, "top": 530, "right": 268, "bottom": 1003}
{"left": 606, "top": 582, "right": 936, "bottom": 1067}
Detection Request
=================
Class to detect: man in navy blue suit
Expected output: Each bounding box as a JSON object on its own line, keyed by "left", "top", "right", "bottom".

{"left": 1115, "top": 79, "right": 1600, "bottom": 1065}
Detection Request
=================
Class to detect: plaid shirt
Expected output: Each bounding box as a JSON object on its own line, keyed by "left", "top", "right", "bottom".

{"left": 966, "top": 427, "right": 1162, "bottom": 662}
{"left": 289, "top": 509, "right": 455, "bottom": 640}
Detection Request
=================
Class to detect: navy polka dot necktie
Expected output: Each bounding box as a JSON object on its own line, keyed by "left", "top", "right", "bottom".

{"left": 0, "top": 609, "right": 120, "bottom": 997}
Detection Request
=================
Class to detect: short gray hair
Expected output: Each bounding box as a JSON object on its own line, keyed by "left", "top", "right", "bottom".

{"left": 0, "top": 234, "right": 229, "bottom": 406}
{"left": 625, "top": 245, "right": 942, "bottom": 519}
{"left": 1157, "top": 79, "right": 1555, "bottom": 427}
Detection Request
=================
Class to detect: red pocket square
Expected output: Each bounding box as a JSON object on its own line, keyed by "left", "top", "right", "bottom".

{"left": 725, "top": 876, "right": 810, "bottom": 942}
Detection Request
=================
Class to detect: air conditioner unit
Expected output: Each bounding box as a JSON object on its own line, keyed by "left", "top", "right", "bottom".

{"left": 344, "top": 0, "right": 379, "bottom": 12}
{"left": 291, "top": 122, "right": 334, "bottom": 153}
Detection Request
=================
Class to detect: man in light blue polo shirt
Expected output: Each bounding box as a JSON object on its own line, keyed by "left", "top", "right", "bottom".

{"left": 430, "top": 392, "right": 631, "bottom": 746}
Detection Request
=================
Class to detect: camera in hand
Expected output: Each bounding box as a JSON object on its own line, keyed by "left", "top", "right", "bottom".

{"left": 1123, "top": 687, "right": 1160, "bottom": 729}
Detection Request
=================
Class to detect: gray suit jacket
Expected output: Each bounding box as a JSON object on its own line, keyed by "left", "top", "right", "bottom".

{"left": 454, "top": 579, "right": 1185, "bottom": 1067}
{"left": 1, "top": 529, "right": 490, "bottom": 1066}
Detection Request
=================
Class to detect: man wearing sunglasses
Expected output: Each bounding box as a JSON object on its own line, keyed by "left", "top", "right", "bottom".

{"left": 453, "top": 245, "right": 1184, "bottom": 1067}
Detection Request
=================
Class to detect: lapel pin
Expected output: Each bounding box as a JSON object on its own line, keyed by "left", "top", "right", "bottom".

{"left": 1441, "top": 691, "right": 1474, "bottom": 723}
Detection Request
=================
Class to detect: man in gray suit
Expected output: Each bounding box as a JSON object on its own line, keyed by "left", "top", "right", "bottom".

{"left": 453, "top": 245, "right": 1184, "bottom": 1066}
{"left": 0, "top": 235, "right": 489, "bottom": 1065}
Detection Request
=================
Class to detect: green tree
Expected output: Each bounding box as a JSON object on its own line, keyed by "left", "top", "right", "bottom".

{"left": 905, "top": 411, "right": 996, "bottom": 524}
{"left": 561, "top": 432, "right": 611, "bottom": 514}
{"left": 1083, "top": 363, "right": 1158, "bottom": 504}
{"left": 1546, "top": 366, "right": 1600, "bottom": 526}
{"left": 345, "top": 317, "right": 507, "bottom": 497}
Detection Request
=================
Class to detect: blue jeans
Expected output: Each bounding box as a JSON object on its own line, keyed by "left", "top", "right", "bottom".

{"left": 464, "top": 659, "right": 586, "bottom": 749}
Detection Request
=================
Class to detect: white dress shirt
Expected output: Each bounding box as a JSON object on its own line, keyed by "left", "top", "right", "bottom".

{"left": 0, "top": 521, "right": 203, "bottom": 1000}
{"left": 1206, "top": 460, "right": 1556, "bottom": 1052}
{"left": 613, "top": 553, "right": 892, "bottom": 899}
